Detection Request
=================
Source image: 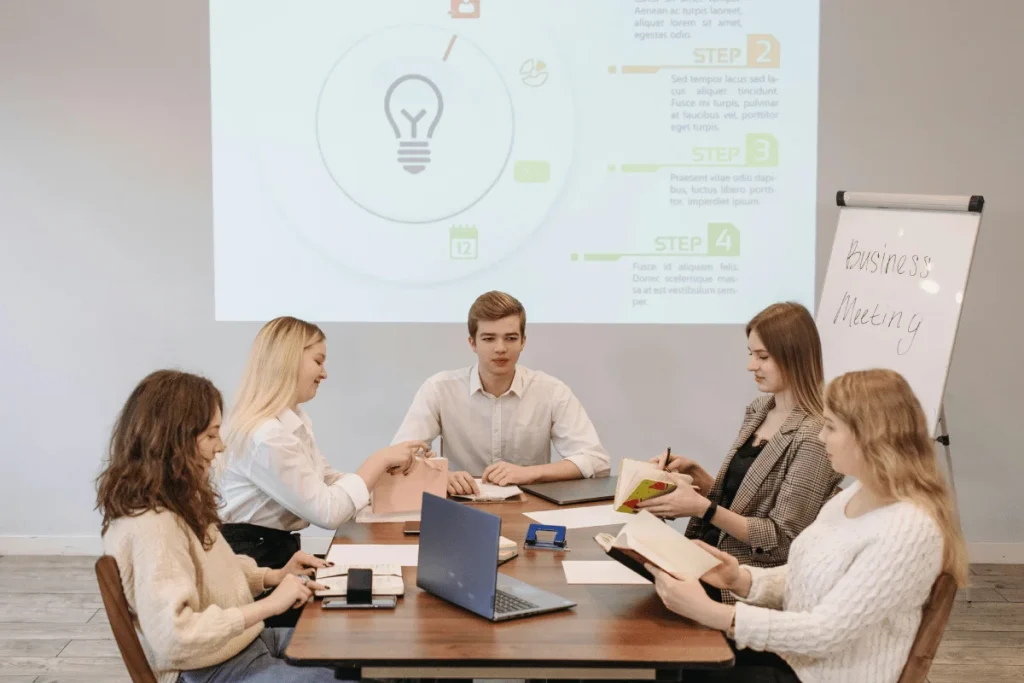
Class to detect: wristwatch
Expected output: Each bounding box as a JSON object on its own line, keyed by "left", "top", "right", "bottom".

{"left": 702, "top": 501, "right": 719, "bottom": 525}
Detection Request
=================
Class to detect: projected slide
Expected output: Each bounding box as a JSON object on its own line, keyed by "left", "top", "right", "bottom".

{"left": 211, "top": 0, "right": 819, "bottom": 323}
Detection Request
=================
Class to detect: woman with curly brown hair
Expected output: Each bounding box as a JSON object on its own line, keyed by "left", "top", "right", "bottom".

{"left": 96, "top": 369, "right": 346, "bottom": 683}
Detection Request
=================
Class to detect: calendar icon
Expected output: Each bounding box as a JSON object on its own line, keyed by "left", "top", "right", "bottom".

{"left": 449, "top": 225, "right": 479, "bottom": 259}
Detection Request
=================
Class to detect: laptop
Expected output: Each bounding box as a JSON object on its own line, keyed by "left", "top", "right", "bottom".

{"left": 416, "top": 492, "right": 576, "bottom": 621}
{"left": 520, "top": 477, "right": 618, "bottom": 505}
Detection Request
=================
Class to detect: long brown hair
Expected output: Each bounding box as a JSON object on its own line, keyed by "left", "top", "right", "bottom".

{"left": 747, "top": 302, "right": 824, "bottom": 417}
{"left": 96, "top": 369, "right": 223, "bottom": 549}
{"left": 826, "top": 369, "right": 969, "bottom": 587}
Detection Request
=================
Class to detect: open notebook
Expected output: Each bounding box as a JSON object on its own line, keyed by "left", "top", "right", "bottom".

{"left": 613, "top": 458, "right": 692, "bottom": 513}
{"left": 450, "top": 479, "right": 523, "bottom": 502}
{"left": 314, "top": 564, "right": 405, "bottom": 597}
{"left": 594, "top": 509, "right": 720, "bottom": 582}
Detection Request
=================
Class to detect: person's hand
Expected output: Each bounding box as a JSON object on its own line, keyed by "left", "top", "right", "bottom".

{"left": 636, "top": 473, "right": 710, "bottom": 519}
{"left": 447, "top": 471, "right": 480, "bottom": 496}
{"left": 264, "top": 573, "right": 326, "bottom": 614}
{"left": 481, "top": 461, "right": 534, "bottom": 486}
{"left": 649, "top": 452, "right": 715, "bottom": 495}
{"left": 647, "top": 564, "right": 733, "bottom": 631}
{"left": 266, "top": 551, "right": 332, "bottom": 587}
{"left": 372, "top": 440, "right": 433, "bottom": 474}
{"left": 691, "top": 541, "right": 743, "bottom": 591}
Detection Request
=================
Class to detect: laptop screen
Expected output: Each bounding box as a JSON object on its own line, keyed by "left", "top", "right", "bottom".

{"left": 416, "top": 493, "right": 501, "bottom": 618}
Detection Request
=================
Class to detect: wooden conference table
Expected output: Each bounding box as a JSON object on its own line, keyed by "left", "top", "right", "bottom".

{"left": 285, "top": 494, "right": 734, "bottom": 680}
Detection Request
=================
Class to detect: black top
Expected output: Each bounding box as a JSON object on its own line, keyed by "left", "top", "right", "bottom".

{"left": 702, "top": 432, "right": 767, "bottom": 547}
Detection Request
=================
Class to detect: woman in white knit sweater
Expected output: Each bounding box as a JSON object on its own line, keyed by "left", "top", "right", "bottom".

{"left": 647, "top": 369, "right": 968, "bottom": 683}
{"left": 97, "top": 370, "right": 346, "bottom": 683}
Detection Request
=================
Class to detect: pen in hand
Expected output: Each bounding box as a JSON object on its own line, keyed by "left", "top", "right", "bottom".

{"left": 663, "top": 447, "right": 672, "bottom": 471}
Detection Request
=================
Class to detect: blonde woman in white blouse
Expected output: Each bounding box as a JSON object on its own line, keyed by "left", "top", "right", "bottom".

{"left": 648, "top": 369, "right": 968, "bottom": 683}
{"left": 215, "top": 317, "right": 431, "bottom": 625}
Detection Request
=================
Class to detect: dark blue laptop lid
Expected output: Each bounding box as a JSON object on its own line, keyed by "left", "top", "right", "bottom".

{"left": 416, "top": 492, "right": 500, "bottom": 619}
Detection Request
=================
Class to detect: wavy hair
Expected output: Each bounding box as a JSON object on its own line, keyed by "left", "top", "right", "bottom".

{"left": 96, "top": 369, "right": 223, "bottom": 548}
{"left": 826, "top": 369, "right": 969, "bottom": 586}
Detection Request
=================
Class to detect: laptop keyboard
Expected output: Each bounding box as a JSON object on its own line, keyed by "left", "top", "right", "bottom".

{"left": 494, "top": 589, "right": 539, "bottom": 614}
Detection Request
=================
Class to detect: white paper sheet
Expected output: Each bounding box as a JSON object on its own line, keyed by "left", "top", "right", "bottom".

{"left": 523, "top": 505, "right": 634, "bottom": 529}
{"left": 562, "top": 560, "right": 651, "bottom": 585}
{"left": 355, "top": 507, "right": 420, "bottom": 523}
{"left": 325, "top": 544, "right": 420, "bottom": 567}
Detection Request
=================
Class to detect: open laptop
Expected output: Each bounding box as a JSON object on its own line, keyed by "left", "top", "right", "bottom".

{"left": 520, "top": 477, "right": 618, "bottom": 505}
{"left": 416, "top": 492, "right": 576, "bottom": 621}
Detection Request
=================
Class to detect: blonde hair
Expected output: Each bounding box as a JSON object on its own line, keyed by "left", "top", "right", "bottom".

{"left": 224, "top": 316, "right": 325, "bottom": 452}
{"left": 468, "top": 291, "right": 526, "bottom": 339}
{"left": 826, "top": 369, "right": 969, "bottom": 587}
{"left": 747, "top": 302, "right": 824, "bottom": 417}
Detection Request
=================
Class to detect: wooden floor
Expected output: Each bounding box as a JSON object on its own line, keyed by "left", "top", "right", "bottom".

{"left": 0, "top": 556, "right": 1021, "bottom": 682}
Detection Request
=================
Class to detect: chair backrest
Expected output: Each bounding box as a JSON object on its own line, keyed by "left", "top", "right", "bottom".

{"left": 95, "top": 556, "right": 158, "bottom": 683}
{"left": 896, "top": 572, "right": 958, "bottom": 683}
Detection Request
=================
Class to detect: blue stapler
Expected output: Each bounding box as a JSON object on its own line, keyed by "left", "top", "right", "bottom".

{"left": 524, "top": 523, "right": 568, "bottom": 550}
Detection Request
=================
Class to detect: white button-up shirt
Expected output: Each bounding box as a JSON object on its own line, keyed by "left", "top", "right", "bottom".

{"left": 216, "top": 408, "right": 369, "bottom": 531}
{"left": 391, "top": 364, "right": 611, "bottom": 478}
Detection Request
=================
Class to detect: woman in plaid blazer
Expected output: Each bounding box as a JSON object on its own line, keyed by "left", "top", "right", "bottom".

{"left": 639, "top": 302, "right": 842, "bottom": 603}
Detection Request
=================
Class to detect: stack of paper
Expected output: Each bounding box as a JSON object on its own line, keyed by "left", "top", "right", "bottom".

{"left": 314, "top": 563, "right": 405, "bottom": 597}
{"left": 523, "top": 505, "right": 634, "bottom": 529}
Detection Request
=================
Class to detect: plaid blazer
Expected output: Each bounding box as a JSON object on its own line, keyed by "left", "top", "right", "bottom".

{"left": 685, "top": 395, "right": 842, "bottom": 602}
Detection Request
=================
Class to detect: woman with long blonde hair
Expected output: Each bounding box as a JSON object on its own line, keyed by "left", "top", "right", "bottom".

{"left": 215, "top": 317, "right": 430, "bottom": 625}
{"left": 648, "top": 369, "right": 968, "bottom": 683}
{"left": 642, "top": 302, "right": 842, "bottom": 602}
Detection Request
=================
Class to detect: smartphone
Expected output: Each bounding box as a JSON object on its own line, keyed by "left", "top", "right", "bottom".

{"left": 403, "top": 521, "right": 421, "bottom": 535}
{"left": 322, "top": 596, "right": 397, "bottom": 609}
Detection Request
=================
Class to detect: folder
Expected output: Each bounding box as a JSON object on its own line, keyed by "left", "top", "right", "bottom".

{"left": 372, "top": 457, "right": 448, "bottom": 514}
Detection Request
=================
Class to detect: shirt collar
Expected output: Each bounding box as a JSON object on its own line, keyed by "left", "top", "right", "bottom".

{"left": 469, "top": 363, "right": 525, "bottom": 398}
{"left": 277, "top": 407, "right": 311, "bottom": 434}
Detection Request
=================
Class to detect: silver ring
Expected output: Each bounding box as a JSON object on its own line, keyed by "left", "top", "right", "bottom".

{"left": 299, "top": 575, "right": 309, "bottom": 585}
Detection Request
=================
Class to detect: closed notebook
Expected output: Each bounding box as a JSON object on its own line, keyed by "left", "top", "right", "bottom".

{"left": 314, "top": 564, "right": 405, "bottom": 597}
{"left": 613, "top": 458, "right": 692, "bottom": 513}
{"left": 372, "top": 457, "right": 448, "bottom": 514}
{"left": 594, "top": 509, "right": 720, "bottom": 582}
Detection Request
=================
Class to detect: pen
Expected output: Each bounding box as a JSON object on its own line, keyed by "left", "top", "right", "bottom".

{"left": 664, "top": 447, "right": 672, "bottom": 470}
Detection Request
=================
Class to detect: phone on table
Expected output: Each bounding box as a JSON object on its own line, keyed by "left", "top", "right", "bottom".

{"left": 322, "top": 596, "right": 397, "bottom": 610}
{"left": 403, "top": 521, "right": 421, "bottom": 535}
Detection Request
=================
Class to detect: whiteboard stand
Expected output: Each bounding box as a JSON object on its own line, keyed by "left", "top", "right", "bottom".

{"left": 935, "top": 406, "right": 968, "bottom": 602}
{"left": 819, "top": 191, "right": 984, "bottom": 604}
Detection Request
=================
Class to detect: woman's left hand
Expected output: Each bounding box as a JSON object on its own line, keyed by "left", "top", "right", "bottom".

{"left": 647, "top": 564, "right": 734, "bottom": 631}
{"left": 636, "top": 473, "right": 710, "bottom": 519}
{"left": 266, "top": 551, "right": 331, "bottom": 587}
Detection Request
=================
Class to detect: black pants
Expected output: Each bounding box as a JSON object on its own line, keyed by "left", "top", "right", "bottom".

{"left": 689, "top": 648, "right": 799, "bottom": 682}
{"left": 221, "top": 523, "right": 303, "bottom": 628}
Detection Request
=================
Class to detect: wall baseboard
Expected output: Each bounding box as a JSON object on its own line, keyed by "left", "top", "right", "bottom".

{"left": 3, "top": 536, "right": 1023, "bottom": 564}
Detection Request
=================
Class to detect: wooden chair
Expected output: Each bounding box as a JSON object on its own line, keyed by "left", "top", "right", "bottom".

{"left": 896, "top": 572, "right": 957, "bottom": 683}
{"left": 95, "top": 556, "right": 158, "bottom": 683}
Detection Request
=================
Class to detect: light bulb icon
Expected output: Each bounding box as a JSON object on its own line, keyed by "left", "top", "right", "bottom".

{"left": 384, "top": 74, "right": 444, "bottom": 175}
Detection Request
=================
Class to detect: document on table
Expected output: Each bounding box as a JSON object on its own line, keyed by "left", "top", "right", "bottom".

{"left": 451, "top": 480, "right": 522, "bottom": 502}
{"left": 524, "top": 505, "right": 635, "bottom": 529}
{"left": 326, "top": 544, "right": 419, "bottom": 567}
{"left": 562, "top": 560, "right": 652, "bottom": 585}
{"left": 356, "top": 507, "right": 420, "bottom": 523}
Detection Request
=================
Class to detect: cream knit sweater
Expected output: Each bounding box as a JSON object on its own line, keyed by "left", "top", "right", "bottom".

{"left": 103, "top": 510, "right": 270, "bottom": 683}
{"left": 734, "top": 482, "right": 944, "bottom": 683}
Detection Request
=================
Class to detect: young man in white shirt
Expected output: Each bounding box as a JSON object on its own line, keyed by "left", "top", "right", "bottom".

{"left": 391, "top": 291, "right": 611, "bottom": 496}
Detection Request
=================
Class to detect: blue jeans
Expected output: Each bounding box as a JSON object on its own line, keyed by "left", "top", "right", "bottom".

{"left": 179, "top": 628, "right": 344, "bottom": 683}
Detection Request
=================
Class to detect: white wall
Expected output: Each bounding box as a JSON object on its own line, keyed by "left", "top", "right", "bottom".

{"left": 1, "top": 0, "right": 1021, "bottom": 560}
